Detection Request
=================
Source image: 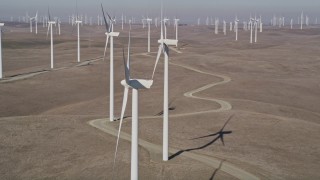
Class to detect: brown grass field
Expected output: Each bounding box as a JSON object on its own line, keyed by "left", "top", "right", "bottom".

{"left": 0, "top": 22, "right": 320, "bottom": 179}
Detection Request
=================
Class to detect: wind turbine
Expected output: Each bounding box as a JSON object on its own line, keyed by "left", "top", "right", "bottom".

{"left": 152, "top": 4, "right": 178, "bottom": 162}
{"left": 234, "top": 17, "right": 239, "bottom": 41}
{"left": 249, "top": 18, "right": 253, "bottom": 44}
{"left": 29, "top": 12, "right": 37, "bottom": 33}
{"left": 301, "top": 11, "right": 304, "bottom": 30}
{"left": 29, "top": 12, "right": 38, "bottom": 34}
{"left": 75, "top": 2, "right": 82, "bottom": 63}
{"left": 259, "top": 16, "right": 263, "bottom": 33}
{"left": 214, "top": 18, "right": 219, "bottom": 34}
{"left": 47, "top": 8, "right": 56, "bottom": 69}
{"left": 113, "top": 31, "right": 155, "bottom": 180}
{"left": 0, "top": 23, "right": 4, "bottom": 79}
{"left": 101, "top": 4, "right": 120, "bottom": 122}
{"left": 121, "top": 13, "right": 124, "bottom": 30}
{"left": 254, "top": 18, "right": 258, "bottom": 43}
{"left": 146, "top": 17, "right": 152, "bottom": 53}
{"left": 57, "top": 19, "right": 61, "bottom": 35}
{"left": 163, "top": 18, "right": 169, "bottom": 39}
{"left": 223, "top": 20, "right": 227, "bottom": 35}
{"left": 174, "top": 18, "right": 180, "bottom": 47}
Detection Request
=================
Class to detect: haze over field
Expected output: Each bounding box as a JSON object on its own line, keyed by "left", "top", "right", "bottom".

{"left": 1, "top": 0, "right": 320, "bottom": 23}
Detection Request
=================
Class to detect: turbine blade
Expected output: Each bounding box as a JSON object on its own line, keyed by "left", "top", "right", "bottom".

{"left": 112, "top": 87, "right": 129, "bottom": 177}
{"left": 152, "top": 45, "right": 162, "bottom": 79}
{"left": 122, "top": 48, "right": 129, "bottom": 83}
{"left": 123, "top": 31, "right": 131, "bottom": 83}
{"left": 71, "top": 24, "right": 77, "bottom": 36}
{"left": 48, "top": 7, "right": 51, "bottom": 21}
{"left": 100, "top": 3, "right": 110, "bottom": 32}
{"left": 163, "top": 43, "right": 169, "bottom": 57}
{"left": 76, "top": 0, "right": 78, "bottom": 20}
{"left": 47, "top": 24, "right": 50, "bottom": 38}
{"left": 106, "top": 12, "right": 113, "bottom": 21}
{"left": 103, "top": 35, "right": 109, "bottom": 61}
{"left": 220, "top": 135, "right": 225, "bottom": 146}
{"left": 191, "top": 133, "right": 219, "bottom": 140}
{"left": 221, "top": 114, "right": 234, "bottom": 131}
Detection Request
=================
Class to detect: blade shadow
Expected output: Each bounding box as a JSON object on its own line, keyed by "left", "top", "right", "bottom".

{"left": 114, "top": 116, "right": 131, "bottom": 121}
{"left": 169, "top": 115, "right": 234, "bottom": 160}
{"left": 209, "top": 160, "right": 225, "bottom": 180}
{"left": 155, "top": 99, "right": 177, "bottom": 116}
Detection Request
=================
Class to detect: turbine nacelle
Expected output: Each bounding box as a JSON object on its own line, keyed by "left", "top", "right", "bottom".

{"left": 105, "top": 32, "right": 120, "bottom": 37}
{"left": 158, "top": 39, "right": 178, "bottom": 46}
{"left": 48, "top": 21, "right": 56, "bottom": 25}
{"left": 121, "top": 79, "right": 153, "bottom": 90}
{"left": 0, "top": 23, "right": 4, "bottom": 27}
{"left": 75, "top": 20, "right": 82, "bottom": 24}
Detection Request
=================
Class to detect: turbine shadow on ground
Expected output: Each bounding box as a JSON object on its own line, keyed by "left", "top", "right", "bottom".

{"left": 155, "top": 99, "right": 177, "bottom": 116}
{"left": 210, "top": 160, "right": 225, "bottom": 180}
{"left": 169, "top": 115, "right": 234, "bottom": 160}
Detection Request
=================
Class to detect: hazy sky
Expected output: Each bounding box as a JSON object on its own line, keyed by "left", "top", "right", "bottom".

{"left": 1, "top": 0, "right": 320, "bottom": 22}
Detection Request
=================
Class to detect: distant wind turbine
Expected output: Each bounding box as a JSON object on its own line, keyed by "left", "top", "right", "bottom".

{"left": 29, "top": 12, "right": 38, "bottom": 34}
{"left": 234, "top": 17, "right": 239, "bottom": 41}
{"left": 223, "top": 20, "right": 227, "bottom": 35}
{"left": 0, "top": 23, "right": 4, "bottom": 79}
{"left": 101, "top": 4, "right": 120, "bottom": 122}
{"left": 152, "top": 4, "right": 178, "bottom": 162}
{"left": 47, "top": 8, "right": 56, "bottom": 69}
{"left": 254, "top": 18, "right": 258, "bottom": 43}
{"left": 146, "top": 17, "right": 152, "bottom": 53}
{"left": 249, "top": 18, "right": 253, "bottom": 44}
{"left": 75, "top": 2, "right": 82, "bottom": 63}
{"left": 301, "top": 11, "right": 304, "bottom": 30}
{"left": 174, "top": 18, "right": 180, "bottom": 47}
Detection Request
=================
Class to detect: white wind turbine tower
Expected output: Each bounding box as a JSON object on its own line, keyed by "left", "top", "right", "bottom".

{"left": 306, "top": 15, "right": 309, "bottom": 26}
{"left": 47, "top": 8, "right": 56, "bottom": 69}
{"left": 29, "top": 12, "right": 38, "bottom": 34}
{"left": 74, "top": 2, "right": 82, "bottom": 63}
{"left": 142, "top": 17, "right": 146, "bottom": 28}
{"left": 230, "top": 22, "right": 233, "bottom": 31}
{"left": 206, "top": 16, "right": 209, "bottom": 26}
{"left": 0, "top": 23, "right": 4, "bottom": 79}
{"left": 153, "top": 4, "right": 178, "bottom": 162}
{"left": 174, "top": 18, "right": 179, "bottom": 47}
{"left": 254, "top": 18, "right": 258, "bottom": 43}
{"left": 75, "top": 18, "right": 82, "bottom": 62}
{"left": 113, "top": 31, "right": 156, "bottom": 180}
{"left": 215, "top": 18, "right": 219, "bottom": 34}
{"left": 290, "top": 19, "right": 293, "bottom": 29}
{"left": 249, "top": 18, "right": 254, "bottom": 44}
{"left": 163, "top": 18, "right": 169, "bottom": 39}
{"left": 234, "top": 17, "right": 239, "bottom": 41}
{"left": 223, "top": 20, "right": 227, "bottom": 35}
{"left": 301, "top": 11, "right": 304, "bottom": 30}
{"left": 146, "top": 17, "right": 152, "bottom": 53}
{"left": 129, "top": 20, "right": 132, "bottom": 30}
{"left": 29, "top": 12, "right": 36, "bottom": 33}
{"left": 35, "top": 12, "right": 38, "bottom": 34}
{"left": 57, "top": 19, "right": 61, "bottom": 35}
{"left": 155, "top": 17, "right": 158, "bottom": 28}
{"left": 259, "top": 15, "right": 263, "bottom": 32}
{"left": 121, "top": 14, "right": 124, "bottom": 30}
{"left": 101, "top": 4, "right": 120, "bottom": 122}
